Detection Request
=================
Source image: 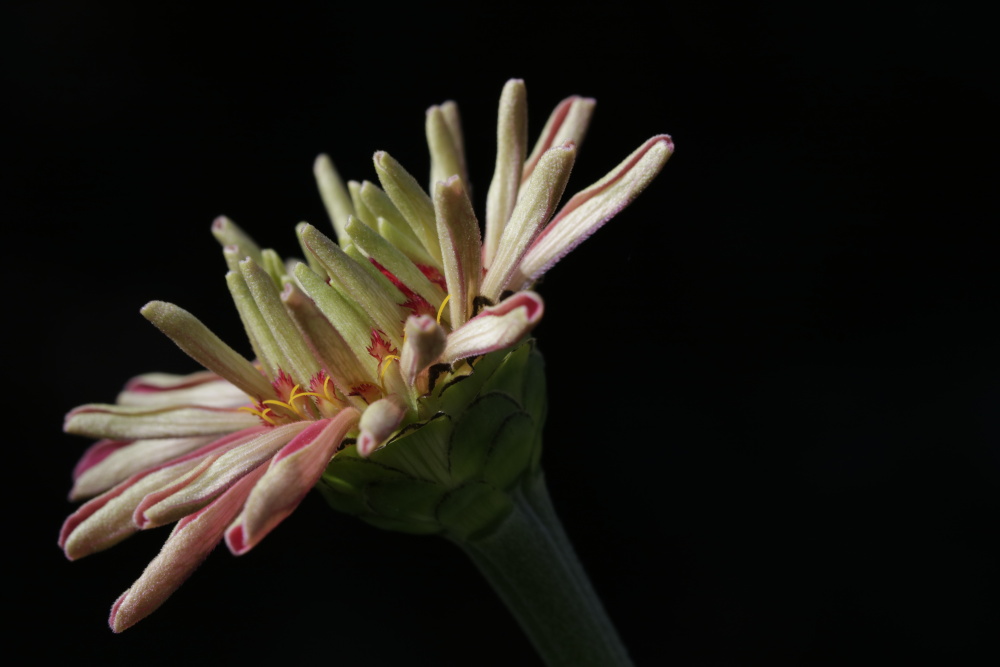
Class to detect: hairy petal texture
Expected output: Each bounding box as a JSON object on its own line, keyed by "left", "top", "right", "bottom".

{"left": 442, "top": 292, "right": 545, "bottom": 364}
{"left": 514, "top": 134, "right": 674, "bottom": 288}
{"left": 65, "top": 404, "right": 260, "bottom": 440}
{"left": 226, "top": 408, "right": 360, "bottom": 555}
{"left": 109, "top": 464, "right": 269, "bottom": 633}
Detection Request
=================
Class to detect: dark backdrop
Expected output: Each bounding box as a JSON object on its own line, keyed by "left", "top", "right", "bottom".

{"left": 8, "top": 1, "right": 998, "bottom": 664}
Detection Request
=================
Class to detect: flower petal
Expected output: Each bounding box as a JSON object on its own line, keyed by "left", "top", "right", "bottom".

{"left": 426, "top": 101, "right": 468, "bottom": 191}
{"left": 116, "top": 376, "right": 248, "bottom": 409}
{"left": 65, "top": 403, "right": 260, "bottom": 440}
{"left": 135, "top": 421, "right": 309, "bottom": 529}
{"left": 313, "top": 154, "right": 354, "bottom": 243}
{"left": 434, "top": 175, "right": 482, "bottom": 328}
{"left": 522, "top": 95, "right": 595, "bottom": 182}
{"left": 513, "top": 134, "right": 674, "bottom": 288}
{"left": 484, "top": 79, "right": 528, "bottom": 267}
{"left": 225, "top": 408, "right": 360, "bottom": 555}
{"left": 399, "top": 314, "right": 446, "bottom": 386}
{"left": 299, "top": 223, "right": 407, "bottom": 350}
{"left": 140, "top": 301, "right": 275, "bottom": 400}
{"left": 108, "top": 463, "right": 269, "bottom": 633}
{"left": 71, "top": 436, "right": 215, "bottom": 501}
{"left": 480, "top": 143, "right": 576, "bottom": 302}
{"left": 357, "top": 396, "right": 406, "bottom": 457}
{"left": 373, "top": 151, "right": 442, "bottom": 264}
{"left": 441, "top": 291, "right": 545, "bottom": 364}
{"left": 60, "top": 459, "right": 204, "bottom": 560}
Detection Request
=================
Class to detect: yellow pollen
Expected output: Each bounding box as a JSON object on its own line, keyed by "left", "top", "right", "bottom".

{"left": 436, "top": 294, "right": 451, "bottom": 324}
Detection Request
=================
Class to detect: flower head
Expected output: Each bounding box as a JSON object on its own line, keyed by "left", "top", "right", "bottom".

{"left": 61, "top": 79, "right": 672, "bottom": 632}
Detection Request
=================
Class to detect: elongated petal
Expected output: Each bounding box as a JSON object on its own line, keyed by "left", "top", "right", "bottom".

{"left": 240, "top": 257, "right": 322, "bottom": 385}
{"left": 60, "top": 459, "right": 204, "bottom": 560}
{"left": 484, "top": 79, "right": 527, "bottom": 268}
{"left": 357, "top": 396, "right": 406, "bottom": 456}
{"left": 280, "top": 280, "right": 372, "bottom": 394}
{"left": 480, "top": 143, "right": 576, "bottom": 302}
{"left": 136, "top": 422, "right": 309, "bottom": 529}
{"left": 109, "top": 463, "right": 269, "bottom": 633}
{"left": 117, "top": 377, "right": 248, "bottom": 409}
{"left": 513, "top": 134, "right": 674, "bottom": 288}
{"left": 293, "top": 262, "right": 379, "bottom": 379}
{"left": 373, "top": 152, "right": 442, "bottom": 264}
{"left": 313, "top": 154, "right": 354, "bottom": 242}
{"left": 346, "top": 217, "right": 446, "bottom": 310}
{"left": 357, "top": 181, "right": 414, "bottom": 242}
{"left": 141, "top": 301, "right": 274, "bottom": 400}
{"left": 426, "top": 102, "right": 468, "bottom": 190}
{"left": 65, "top": 404, "right": 259, "bottom": 440}
{"left": 226, "top": 409, "right": 360, "bottom": 554}
{"left": 71, "top": 436, "right": 215, "bottom": 501}
{"left": 210, "top": 216, "right": 264, "bottom": 267}
{"left": 434, "top": 175, "right": 482, "bottom": 328}
{"left": 442, "top": 291, "right": 545, "bottom": 364}
{"left": 522, "top": 95, "right": 595, "bottom": 182}
{"left": 299, "top": 224, "right": 407, "bottom": 349}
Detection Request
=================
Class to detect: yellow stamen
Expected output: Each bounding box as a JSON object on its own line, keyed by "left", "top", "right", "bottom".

{"left": 238, "top": 405, "right": 277, "bottom": 426}
{"left": 436, "top": 294, "right": 451, "bottom": 324}
{"left": 380, "top": 354, "right": 400, "bottom": 381}
{"left": 262, "top": 398, "right": 304, "bottom": 419}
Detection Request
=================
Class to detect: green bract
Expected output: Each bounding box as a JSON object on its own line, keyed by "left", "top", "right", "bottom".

{"left": 319, "top": 339, "right": 545, "bottom": 540}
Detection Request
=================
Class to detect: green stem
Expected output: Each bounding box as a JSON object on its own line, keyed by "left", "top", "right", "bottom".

{"left": 453, "top": 473, "right": 634, "bottom": 667}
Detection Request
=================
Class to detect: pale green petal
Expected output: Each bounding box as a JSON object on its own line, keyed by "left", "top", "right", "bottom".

{"left": 480, "top": 144, "right": 576, "bottom": 302}
{"left": 313, "top": 154, "right": 354, "bottom": 242}
{"left": 484, "top": 79, "right": 527, "bottom": 269}
{"left": 140, "top": 301, "right": 274, "bottom": 399}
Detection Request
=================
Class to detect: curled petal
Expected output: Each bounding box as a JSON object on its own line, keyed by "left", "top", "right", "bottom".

{"left": 225, "top": 408, "right": 360, "bottom": 555}
{"left": 109, "top": 464, "right": 269, "bottom": 633}
{"left": 441, "top": 291, "right": 544, "bottom": 364}
{"left": 135, "top": 422, "right": 309, "bottom": 529}
{"left": 399, "top": 315, "right": 446, "bottom": 386}
{"left": 480, "top": 143, "right": 576, "bottom": 302}
{"left": 522, "top": 95, "right": 596, "bottom": 182}
{"left": 513, "top": 134, "right": 674, "bottom": 288}
{"left": 60, "top": 459, "right": 204, "bottom": 560}
{"left": 357, "top": 396, "right": 407, "bottom": 457}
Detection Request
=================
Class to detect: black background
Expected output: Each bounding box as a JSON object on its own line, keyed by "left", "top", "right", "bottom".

{"left": 8, "top": 1, "right": 998, "bottom": 664}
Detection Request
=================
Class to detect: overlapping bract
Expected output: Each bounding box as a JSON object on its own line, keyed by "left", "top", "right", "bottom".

{"left": 60, "top": 79, "right": 673, "bottom": 632}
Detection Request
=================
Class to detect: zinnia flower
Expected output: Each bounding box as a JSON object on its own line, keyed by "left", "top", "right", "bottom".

{"left": 61, "top": 78, "right": 673, "bottom": 633}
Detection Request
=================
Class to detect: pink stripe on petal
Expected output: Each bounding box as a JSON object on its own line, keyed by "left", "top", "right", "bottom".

{"left": 441, "top": 291, "right": 545, "bottom": 364}
{"left": 72, "top": 440, "right": 132, "bottom": 481}
{"left": 109, "top": 464, "right": 268, "bottom": 632}
{"left": 60, "top": 426, "right": 269, "bottom": 558}
{"left": 225, "top": 408, "right": 359, "bottom": 555}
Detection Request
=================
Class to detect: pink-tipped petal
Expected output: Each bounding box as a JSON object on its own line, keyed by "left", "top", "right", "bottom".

{"left": 441, "top": 291, "right": 545, "bottom": 364}
{"left": 357, "top": 396, "right": 407, "bottom": 457}
{"left": 72, "top": 439, "right": 132, "bottom": 482}
{"left": 60, "top": 460, "right": 202, "bottom": 560}
{"left": 108, "top": 464, "right": 269, "bottom": 632}
{"left": 71, "top": 436, "right": 215, "bottom": 501}
{"left": 135, "top": 422, "right": 309, "bottom": 529}
{"left": 225, "top": 408, "right": 359, "bottom": 555}
{"left": 514, "top": 134, "right": 674, "bottom": 288}
{"left": 64, "top": 403, "right": 260, "bottom": 440}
